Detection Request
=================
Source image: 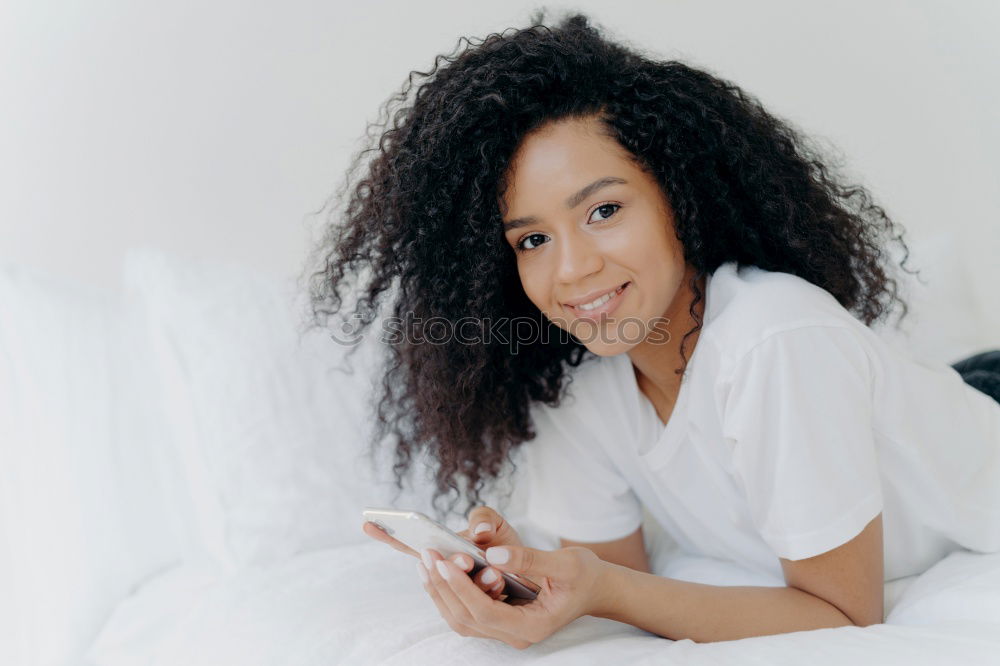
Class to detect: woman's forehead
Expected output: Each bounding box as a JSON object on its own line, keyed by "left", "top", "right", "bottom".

{"left": 507, "top": 120, "right": 628, "bottom": 179}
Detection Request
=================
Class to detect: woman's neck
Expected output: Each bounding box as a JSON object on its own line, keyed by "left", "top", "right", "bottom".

{"left": 627, "top": 266, "right": 706, "bottom": 410}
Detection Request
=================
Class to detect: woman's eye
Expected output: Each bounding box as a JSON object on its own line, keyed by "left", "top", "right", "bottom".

{"left": 589, "top": 203, "right": 620, "bottom": 223}
{"left": 517, "top": 233, "right": 548, "bottom": 251}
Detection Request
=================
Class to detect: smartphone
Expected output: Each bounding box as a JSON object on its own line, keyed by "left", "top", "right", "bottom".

{"left": 362, "top": 507, "right": 540, "bottom": 601}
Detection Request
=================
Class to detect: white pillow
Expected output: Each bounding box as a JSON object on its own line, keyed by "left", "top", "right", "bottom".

{"left": 123, "top": 247, "right": 491, "bottom": 573}
{"left": 869, "top": 229, "right": 991, "bottom": 366}
{"left": 0, "top": 262, "right": 177, "bottom": 666}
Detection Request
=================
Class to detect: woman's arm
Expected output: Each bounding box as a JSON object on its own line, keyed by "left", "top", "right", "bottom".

{"left": 593, "top": 514, "right": 884, "bottom": 642}
{"left": 596, "top": 566, "right": 854, "bottom": 642}
{"left": 417, "top": 516, "right": 879, "bottom": 649}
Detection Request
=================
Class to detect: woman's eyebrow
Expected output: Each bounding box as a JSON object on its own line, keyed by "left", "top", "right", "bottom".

{"left": 502, "top": 176, "right": 627, "bottom": 232}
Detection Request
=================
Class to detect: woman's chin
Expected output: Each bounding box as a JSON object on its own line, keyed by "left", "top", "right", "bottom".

{"left": 566, "top": 319, "right": 649, "bottom": 356}
{"left": 580, "top": 339, "right": 637, "bottom": 357}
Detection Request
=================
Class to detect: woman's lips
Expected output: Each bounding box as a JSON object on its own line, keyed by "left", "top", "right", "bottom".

{"left": 566, "top": 282, "right": 630, "bottom": 322}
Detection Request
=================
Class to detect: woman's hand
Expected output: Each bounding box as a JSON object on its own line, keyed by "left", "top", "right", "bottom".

{"left": 417, "top": 540, "right": 615, "bottom": 650}
{"left": 362, "top": 505, "right": 523, "bottom": 599}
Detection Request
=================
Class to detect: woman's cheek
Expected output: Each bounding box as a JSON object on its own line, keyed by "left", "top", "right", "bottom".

{"left": 518, "top": 270, "right": 548, "bottom": 313}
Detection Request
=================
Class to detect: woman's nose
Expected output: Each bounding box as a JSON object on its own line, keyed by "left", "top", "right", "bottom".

{"left": 554, "top": 231, "right": 603, "bottom": 285}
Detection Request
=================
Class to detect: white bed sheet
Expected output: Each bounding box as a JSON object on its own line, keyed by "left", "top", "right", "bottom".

{"left": 86, "top": 540, "right": 1000, "bottom": 665}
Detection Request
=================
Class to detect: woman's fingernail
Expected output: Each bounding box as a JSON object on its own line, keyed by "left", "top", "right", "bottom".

{"left": 421, "top": 549, "right": 434, "bottom": 570}
{"left": 455, "top": 554, "right": 470, "bottom": 570}
{"left": 485, "top": 547, "right": 509, "bottom": 564}
{"left": 481, "top": 568, "right": 498, "bottom": 584}
{"left": 416, "top": 560, "right": 429, "bottom": 584}
{"left": 435, "top": 560, "right": 451, "bottom": 580}
{"left": 474, "top": 522, "right": 491, "bottom": 535}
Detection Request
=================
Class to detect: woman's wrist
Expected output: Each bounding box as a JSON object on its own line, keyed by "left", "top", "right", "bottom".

{"left": 587, "top": 558, "right": 632, "bottom": 620}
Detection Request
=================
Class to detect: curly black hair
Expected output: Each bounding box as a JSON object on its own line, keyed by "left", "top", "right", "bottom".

{"left": 303, "top": 9, "right": 918, "bottom": 522}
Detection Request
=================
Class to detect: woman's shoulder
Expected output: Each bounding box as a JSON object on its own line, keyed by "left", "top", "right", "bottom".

{"left": 708, "top": 261, "right": 856, "bottom": 327}
{"left": 705, "top": 262, "right": 869, "bottom": 366}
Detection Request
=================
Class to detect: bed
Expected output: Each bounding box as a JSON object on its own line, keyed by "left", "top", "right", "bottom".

{"left": 87, "top": 537, "right": 1000, "bottom": 665}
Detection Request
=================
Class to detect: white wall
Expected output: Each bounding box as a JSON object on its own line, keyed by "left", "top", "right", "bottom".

{"left": 1, "top": 0, "right": 998, "bottom": 316}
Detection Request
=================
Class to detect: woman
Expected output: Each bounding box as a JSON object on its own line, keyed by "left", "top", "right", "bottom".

{"left": 307, "top": 11, "right": 1000, "bottom": 646}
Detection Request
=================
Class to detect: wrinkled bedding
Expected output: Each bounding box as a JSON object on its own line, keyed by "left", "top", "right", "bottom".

{"left": 87, "top": 540, "right": 1000, "bottom": 665}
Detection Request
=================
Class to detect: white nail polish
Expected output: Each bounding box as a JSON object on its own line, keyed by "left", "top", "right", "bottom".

{"left": 455, "top": 554, "right": 469, "bottom": 570}
{"left": 474, "top": 522, "right": 491, "bottom": 534}
{"left": 416, "top": 560, "right": 428, "bottom": 584}
{"left": 481, "top": 568, "right": 497, "bottom": 584}
{"left": 435, "top": 559, "right": 451, "bottom": 580}
{"left": 485, "top": 546, "right": 509, "bottom": 564}
{"left": 421, "top": 549, "right": 433, "bottom": 570}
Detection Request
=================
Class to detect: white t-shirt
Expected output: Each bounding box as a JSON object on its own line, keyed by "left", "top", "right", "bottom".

{"left": 523, "top": 261, "right": 1000, "bottom": 582}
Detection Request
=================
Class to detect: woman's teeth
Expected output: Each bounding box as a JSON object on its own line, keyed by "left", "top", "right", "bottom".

{"left": 576, "top": 284, "right": 626, "bottom": 311}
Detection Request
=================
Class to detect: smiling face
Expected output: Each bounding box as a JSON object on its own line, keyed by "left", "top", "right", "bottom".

{"left": 499, "top": 114, "right": 693, "bottom": 356}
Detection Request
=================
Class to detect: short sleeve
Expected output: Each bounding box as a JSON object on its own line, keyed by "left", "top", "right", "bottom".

{"left": 522, "top": 396, "right": 643, "bottom": 544}
{"left": 720, "top": 325, "right": 884, "bottom": 561}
